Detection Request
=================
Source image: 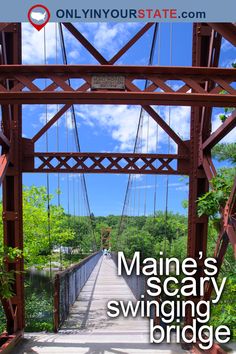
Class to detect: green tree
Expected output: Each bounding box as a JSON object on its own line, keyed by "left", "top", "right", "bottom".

{"left": 23, "top": 186, "right": 75, "bottom": 266}
{"left": 212, "top": 143, "right": 236, "bottom": 164}
{"left": 197, "top": 167, "right": 236, "bottom": 218}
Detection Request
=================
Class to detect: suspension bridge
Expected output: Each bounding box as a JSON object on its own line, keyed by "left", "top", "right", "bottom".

{"left": 0, "top": 21, "right": 235, "bottom": 354}
{"left": 12, "top": 255, "right": 191, "bottom": 354}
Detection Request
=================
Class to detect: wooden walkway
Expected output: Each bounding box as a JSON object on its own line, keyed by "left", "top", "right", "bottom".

{"left": 12, "top": 257, "right": 189, "bottom": 354}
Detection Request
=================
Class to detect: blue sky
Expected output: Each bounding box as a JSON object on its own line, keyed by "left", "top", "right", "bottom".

{"left": 19, "top": 22, "right": 235, "bottom": 216}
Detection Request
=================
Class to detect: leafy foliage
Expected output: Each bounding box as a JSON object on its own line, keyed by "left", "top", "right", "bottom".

{"left": 210, "top": 268, "right": 236, "bottom": 338}
{"left": 212, "top": 143, "right": 236, "bottom": 164}
{"left": 196, "top": 114, "right": 236, "bottom": 337}
{"left": 0, "top": 246, "right": 22, "bottom": 299}
{"left": 197, "top": 168, "right": 236, "bottom": 218}
{"left": 25, "top": 291, "right": 53, "bottom": 332}
{"left": 0, "top": 245, "right": 22, "bottom": 333}
{"left": 219, "top": 62, "right": 235, "bottom": 121}
{"left": 219, "top": 107, "right": 234, "bottom": 123}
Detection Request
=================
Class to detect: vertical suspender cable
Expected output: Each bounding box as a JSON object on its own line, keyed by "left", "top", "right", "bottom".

{"left": 55, "top": 24, "right": 61, "bottom": 207}
{"left": 44, "top": 27, "right": 52, "bottom": 277}
{"left": 143, "top": 106, "right": 150, "bottom": 216}
{"left": 137, "top": 117, "right": 144, "bottom": 217}
{"left": 55, "top": 24, "right": 63, "bottom": 267}
{"left": 66, "top": 111, "right": 70, "bottom": 227}
{"left": 164, "top": 23, "right": 173, "bottom": 256}
{"left": 153, "top": 24, "right": 161, "bottom": 217}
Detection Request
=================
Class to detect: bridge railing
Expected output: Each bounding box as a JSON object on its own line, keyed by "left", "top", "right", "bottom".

{"left": 112, "top": 252, "right": 158, "bottom": 321}
{"left": 112, "top": 252, "right": 147, "bottom": 300}
{"left": 53, "top": 251, "right": 102, "bottom": 332}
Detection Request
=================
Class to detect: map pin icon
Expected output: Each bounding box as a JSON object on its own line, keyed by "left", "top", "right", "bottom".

{"left": 28, "top": 4, "right": 51, "bottom": 31}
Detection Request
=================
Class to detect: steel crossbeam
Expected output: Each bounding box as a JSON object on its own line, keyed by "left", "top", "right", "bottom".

{"left": 0, "top": 65, "right": 235, "bottom": 106}
{"left": 22, "top": 152, "right": 190, "bottom": 175}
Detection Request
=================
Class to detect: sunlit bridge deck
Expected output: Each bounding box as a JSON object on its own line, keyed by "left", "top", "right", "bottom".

{"left": 12, "top": 256, "right": 189, "bottom": 354}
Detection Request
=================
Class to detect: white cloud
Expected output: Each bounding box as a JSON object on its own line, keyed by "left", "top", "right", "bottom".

{"left": 131, "top": 174, "right": 143, "bottom": 181}
{"left": 169, "top": 182, "right": 189, "bottom": 192}
{"left": 75, "top": 105, "right": 141, "bottom": 151}
{"left": 75, "top": 104, "right": 190, "bottom": 153}
{"left": 131, "top": 184, "right": 159, "bottom": 190}
{"left": 68, "top": 50, "right": 80, "bottom": 61}
{"left": 69, "top": 174, "right": 80, "bottom": 180}
{"left": 22, "top": 23, "right": 58, "bottom": 64}
{"left": 176, "top": 185, "right": 189, "bottom": 192}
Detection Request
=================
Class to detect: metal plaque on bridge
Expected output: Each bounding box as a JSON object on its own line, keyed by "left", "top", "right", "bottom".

{"left": 91, "top": 75, "right": 125, "bottom": 90}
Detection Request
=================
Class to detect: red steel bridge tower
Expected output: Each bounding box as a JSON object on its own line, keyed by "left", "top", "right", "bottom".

{"left": 0, "top": 22, "right": 235, "bottom": 352}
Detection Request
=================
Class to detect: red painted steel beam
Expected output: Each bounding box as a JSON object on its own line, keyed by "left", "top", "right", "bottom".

{"left": 0, "top": 91, "right": 235, "bottom": 107}
{"left": 202, "top": 110, "right": 236, "bottom": 151}
{"left": 27, "top": 152, "right": 188, "bottom": 158}
{"left": 186, "top": 23, "right": 211, "bottom": 329}
{"left": 0, "top": 23, "right": 11, "bottom": 32}
{"left": 200, "top": 28, "right": 221, "bottom": 145}
{"left": 22, "top": 152, "right": 190, "bottom": 175}
{"left": 0, "top": 64, "right": 235, "bottom": 75}
{"left": 202, "top": 155, "right": 217, "bottom": 181}
{"left": 0, "top": 65, "right": 235, "bottom": 106}
{"left": 228, "top": 177, "right": 236, "bottom": 219}
{"left": 1, "top": 23, "right": 25, "bottom": 336}
{"left": 226, "top": 225, "right": 236, "bottom": 256}
{"left": 208, "top": 23, "right": 236, "bottom": 46}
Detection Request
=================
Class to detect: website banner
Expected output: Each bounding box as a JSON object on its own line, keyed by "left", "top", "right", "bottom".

{"left": 0, "top": 0, "right": 235, "bottom": 22}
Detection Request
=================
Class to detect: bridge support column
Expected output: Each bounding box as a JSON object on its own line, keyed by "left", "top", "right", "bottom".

{"left": 186, "top": 23, "right": 215, "bottom": 326}
{"left": 1, "top": 24, "right": 24, "bottom": 334}
{"left": 187, "top": 106, "right": 209, "bottom": 326}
